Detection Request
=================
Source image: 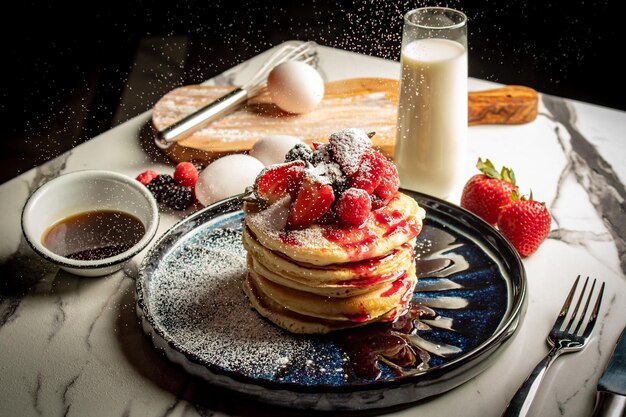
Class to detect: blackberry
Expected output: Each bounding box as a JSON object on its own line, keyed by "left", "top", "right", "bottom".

{"left": 146, "top": 174, "right": 177, "bottom": 202}
{"left": 332, "top": 175, "right": 350, "bottom": 198}
{"left": 162, "top": 185, "right": 194, "bottom": 210}
{"left": 284, "top": 143, "right": 313, "bottom": 163}
{"left": 310, "top": 143, "right": 332, "bottom": 166}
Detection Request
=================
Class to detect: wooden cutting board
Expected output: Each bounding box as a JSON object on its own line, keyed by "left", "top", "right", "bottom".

{"left": 152, "top": 78, "right": 537, "bottom": 165}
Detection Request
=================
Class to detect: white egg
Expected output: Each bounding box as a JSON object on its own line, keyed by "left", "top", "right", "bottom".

{"left": 267, "top": 61, "right": 324, "bottom": 114}
{"left": 249, "top": 134, "right": 305, "bottom": 166}
{"left": 195, "top": 154, "right": 264, "bottom": 206}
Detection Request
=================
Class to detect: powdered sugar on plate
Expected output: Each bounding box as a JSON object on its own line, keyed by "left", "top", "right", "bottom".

{"left": 145, "top": 213, "right": 343, "bottom": 382}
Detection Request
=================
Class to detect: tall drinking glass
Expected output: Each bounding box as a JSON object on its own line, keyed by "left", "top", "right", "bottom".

{"left": 394, "top": 7, "right": 468, "bottom": 199}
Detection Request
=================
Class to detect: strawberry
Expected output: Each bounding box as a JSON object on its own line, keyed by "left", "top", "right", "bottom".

{"left": 373, "top": 157, "right": 400, "bottom": 202}
{"left": 173, "top": 162, "right": 199, "bottom": 188}
{"left": 370, "top": 194, "right": 387, "bottom": 210}
{"left": 335, "top": 188, "right": 372, "bottom": 227}
{"left": 497, "top": 191, "right": 551, "bottom": 257}
{"left": 328, "top": 128, "right": 372, "bottom": 176}
{"left": 460, "top": 158, "right": 518, "bottom": 225}
{"left": 255, "top": 161, "right": 305, "bottom": 204}
{"left": 136, "top": 170, "right": 158, "bottom": 185}
{"left": 349, "top": 150, "right": 385, "bottom": 193}
{"left": 286, "top": 177, "right": 334, "bottom": 230}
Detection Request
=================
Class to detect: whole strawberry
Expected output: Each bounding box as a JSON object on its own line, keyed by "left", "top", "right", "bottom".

{"left": 497, "top": 192, "right": 551, "bottom": 257}
{"left": 461, "top": 158, "right": 518, "bottom": 225}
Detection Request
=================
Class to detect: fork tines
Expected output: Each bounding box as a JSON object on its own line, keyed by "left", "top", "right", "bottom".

{"left": 556, "top": 275, "right": 605, "bottom": 337}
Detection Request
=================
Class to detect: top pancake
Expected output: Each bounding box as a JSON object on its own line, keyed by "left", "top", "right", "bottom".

{"left": 244, "top": 192, "right": 425, "bottom": 266}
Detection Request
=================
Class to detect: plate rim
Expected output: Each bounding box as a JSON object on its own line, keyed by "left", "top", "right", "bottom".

{"left": 136, "top": 190, "right": 526, "bottom": 397}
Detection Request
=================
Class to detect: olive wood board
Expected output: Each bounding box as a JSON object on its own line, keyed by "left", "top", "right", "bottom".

{"left": 151, "top": 78, "right": 538, "bottom": 165}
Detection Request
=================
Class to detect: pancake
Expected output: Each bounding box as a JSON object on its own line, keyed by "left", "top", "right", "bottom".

{"left": 244, "top": 192, "right": 425, "bottom": 266}
{"left": 243, "top": 267, "right": 415, "bottom": 334}
{"left": 242, "top": 276, "right": 395, "bottom": 334}
{"left": 243, "top": 227, "right": 415, "bottom": 297}
{"left": 247, "top": 260, "right": 417, "bottom": 322}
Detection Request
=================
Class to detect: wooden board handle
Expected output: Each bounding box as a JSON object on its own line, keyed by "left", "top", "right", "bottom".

{"left": 468, "top": 85, "right": 538, "bottom": 126}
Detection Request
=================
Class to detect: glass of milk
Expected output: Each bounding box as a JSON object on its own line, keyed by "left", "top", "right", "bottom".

{"left": 394, "top": 7, "right": 468, "bottom": 200}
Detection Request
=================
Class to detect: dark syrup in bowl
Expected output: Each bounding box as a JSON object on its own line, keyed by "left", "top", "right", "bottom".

{"left": 42, "top": 210, "right": 145, "bottom": 261}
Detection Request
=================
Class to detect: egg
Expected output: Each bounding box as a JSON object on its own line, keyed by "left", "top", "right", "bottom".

{"left": 249, "top": 134, "right": 305, "bottom": 166}
{"left": 267, "top": 61, "right": 324, "bottom": 114}
{"left": 195, "top": 154, "right": 264, "bottom": 206}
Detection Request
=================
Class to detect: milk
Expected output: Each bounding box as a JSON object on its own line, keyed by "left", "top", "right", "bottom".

{"left": 394, "top": 38, "right": 468, "bottom": 199}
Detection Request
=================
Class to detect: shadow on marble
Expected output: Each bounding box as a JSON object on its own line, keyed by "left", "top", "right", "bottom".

{"left": 138, "top": 120, "right": 173, "bottom": 166}
{"left": 114, "top": 279, "right": 192, "bottom": 395}
{"left": 0, "top": 240, "right": 62, "bottom": 296}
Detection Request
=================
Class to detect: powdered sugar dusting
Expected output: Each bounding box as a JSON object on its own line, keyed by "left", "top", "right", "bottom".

{"left": 306, "top": 160, "right": 344, "bottom": 185}
{"left": 328, "top": 128, "right": 372, "bottom": 176}
{"left": 247, "top": 202, "right": 331, "bottom": 248}
{"left": 147, "top": 220, "right": 338, "bottom": 380}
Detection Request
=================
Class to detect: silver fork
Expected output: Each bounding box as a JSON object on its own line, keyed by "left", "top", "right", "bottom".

{"left": 502, "top": 275, "right": 605, "bottom": 417}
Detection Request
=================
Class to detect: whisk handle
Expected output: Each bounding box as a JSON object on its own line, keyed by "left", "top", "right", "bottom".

{"left": 155, "top": 88, "right": 249, "bottom": 149}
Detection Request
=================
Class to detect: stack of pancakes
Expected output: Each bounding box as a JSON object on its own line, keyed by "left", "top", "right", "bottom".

{"left": 242, "top": 192, "right": 425, "bottom": 334}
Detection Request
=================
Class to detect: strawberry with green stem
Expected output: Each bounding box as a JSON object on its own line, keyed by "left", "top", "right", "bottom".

{"left": 461, "top": 158, "right": 519, "bottom": 225}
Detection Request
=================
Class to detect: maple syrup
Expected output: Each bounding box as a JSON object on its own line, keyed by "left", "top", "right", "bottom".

{"left": 42, "top": 210, "right": 145, "bottom": 261}
{"left": 336, "top": 304, "right": 438, "bottom": 380}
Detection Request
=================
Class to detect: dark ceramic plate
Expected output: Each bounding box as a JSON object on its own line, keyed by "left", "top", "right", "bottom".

{"left": 136, "top": 190, "right": 526, "bottom": 411}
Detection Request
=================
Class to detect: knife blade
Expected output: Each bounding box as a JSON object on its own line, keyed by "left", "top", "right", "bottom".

{"left": 592, "top": 327, "right": 626, "bottom": 417}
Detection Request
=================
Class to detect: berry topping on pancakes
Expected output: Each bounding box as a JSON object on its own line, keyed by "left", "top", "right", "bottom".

{"left": 251, "top": 128, "right": 400, "bottom": 229}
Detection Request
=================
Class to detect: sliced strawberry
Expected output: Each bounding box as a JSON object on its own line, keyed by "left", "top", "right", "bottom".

{"left": 286, "top": 177, "right": 335, "bottom": 230}
{"left": 349, "top": 150, "right": 385, "bottom": 194}
{"left": 373, "top": 158, "right": 400, "bottom": 202}
{"left": 255, "top": 161, "right": 305, "bottom": 204}
{"left": 336, "top": 188, "right": 371, "bottom": 227}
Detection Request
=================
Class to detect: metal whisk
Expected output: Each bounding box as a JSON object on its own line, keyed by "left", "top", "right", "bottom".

{"left": 155, "top": 41, "right": 318, "bottom": 149}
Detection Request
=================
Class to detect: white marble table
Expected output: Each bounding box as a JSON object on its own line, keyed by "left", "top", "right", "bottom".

{"left": 1, "top": 43, "right": 625, "bottom": 417}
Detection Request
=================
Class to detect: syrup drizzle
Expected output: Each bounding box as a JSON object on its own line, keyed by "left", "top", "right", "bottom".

{"left": 379, "top": 272, "right": 408, "bottom": 297}
{"left": 322, "top": 227, "right": 377, "bottom": 260}
{"left": 335, "top": 227, "right": 472, "bottom": 381}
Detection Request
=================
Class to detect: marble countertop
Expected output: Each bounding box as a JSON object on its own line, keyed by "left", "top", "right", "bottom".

{"left": 1, "top": 43, "right": 625, "bottom": 417}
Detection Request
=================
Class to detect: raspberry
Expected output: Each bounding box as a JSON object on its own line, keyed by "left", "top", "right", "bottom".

{"left": 173, "top": 162, "right": 199, "bottom": 188}
{"left": 146, "top": 174, "right": 177, "bottom": 202}
{"left": 335, "top": 188, "right": 372, "bottom": 227}
{"left": 162, "top": 185, "right": 194, "bottom": 210}
{"left": 136, "top": 170, "right": 158, "bottom": 185}
{"left": 284, "top": 143, "right": 313, "bottom": 163}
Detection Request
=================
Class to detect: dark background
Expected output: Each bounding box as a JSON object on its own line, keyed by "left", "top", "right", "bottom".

{"left": 2, "top": 0, "right": 622, "bottom": 184}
